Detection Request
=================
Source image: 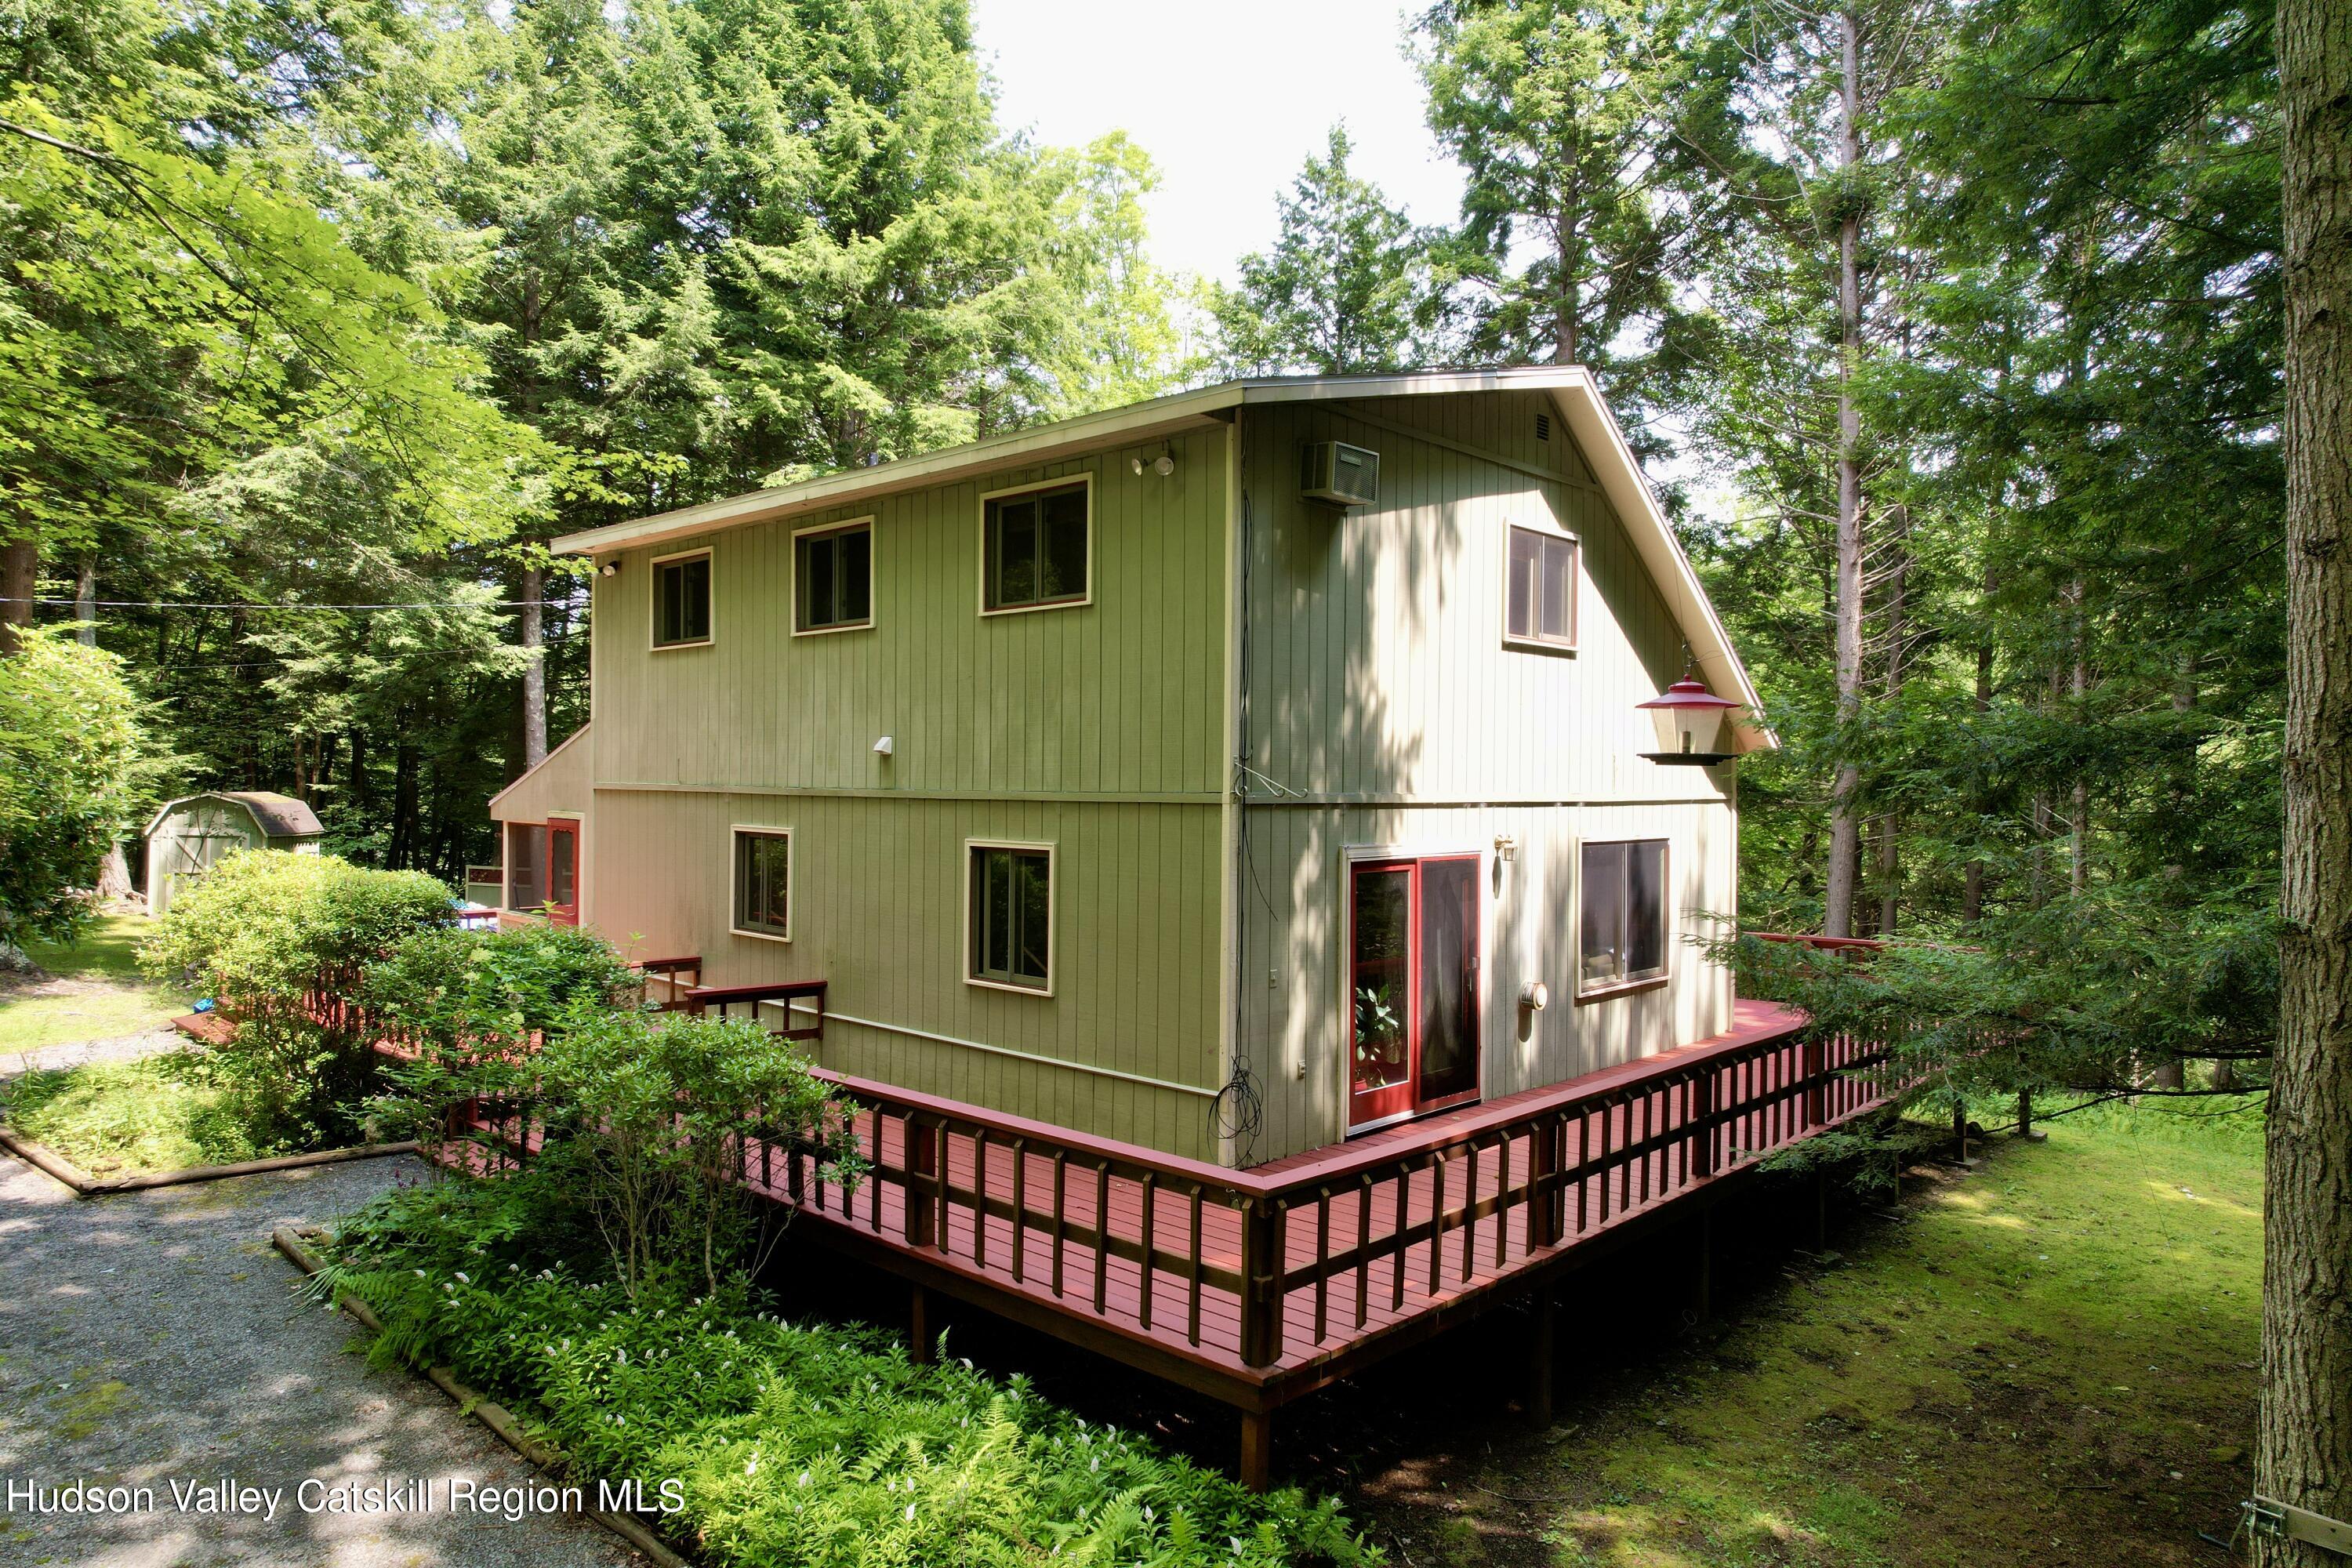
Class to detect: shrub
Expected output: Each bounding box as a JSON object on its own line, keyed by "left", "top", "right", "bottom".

{"left": 321, "top": 1185, "right": 1374, "bottom": 1568}
{"left": 0, "top": 626, "right": 154, "bottom": 950}
{"left": 361, "top": 921, "right": 642, "bottom": 1154}
{"left": 141, "top": 849, "right": 453, "bottom": 1142}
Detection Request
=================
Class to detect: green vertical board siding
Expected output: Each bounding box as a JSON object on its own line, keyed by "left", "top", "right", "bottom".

{"left": 579, "top": 429, "right": 1229, "bottom": 1160}
{"left": 1227, "top": 401, "right": 1740, "bottom": 1162}
{"left": 590, "top": 430, "right": 1225, "bottom": 799}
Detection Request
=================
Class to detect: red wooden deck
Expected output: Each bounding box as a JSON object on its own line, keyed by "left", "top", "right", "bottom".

{"left": 724, "top": 998, "right": 1891, "bottom": 1425}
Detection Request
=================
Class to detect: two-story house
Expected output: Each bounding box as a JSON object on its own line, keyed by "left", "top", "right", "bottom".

{"left": 488, "top": 366, "right": 1766, "bottom": 1169}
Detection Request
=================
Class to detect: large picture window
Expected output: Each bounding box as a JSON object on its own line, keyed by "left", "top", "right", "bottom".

{"left": 1505, "top": 524, "right": 1578, "bottom": 648}
{"left": 967, "top": 842, "right": 1053, "bottom": 991}
{"left": 796, "top": 521, "right": 872, "bottom": 633}
{"left": 982, "top": 481, "right": 1089, "bottom": 612}
{"left": 1579, "top": 839, "right": 1669, "bottom": 996}
{"left": 653, "top": 550, "right": 712, "bottom": 648}
{"left": 732, "top": 828, "right": 792, "bottom": 940}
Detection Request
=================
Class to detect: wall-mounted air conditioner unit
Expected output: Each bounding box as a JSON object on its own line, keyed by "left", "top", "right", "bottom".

{"left": 1300, "top": 441, "right": 1379, "bottom": 507}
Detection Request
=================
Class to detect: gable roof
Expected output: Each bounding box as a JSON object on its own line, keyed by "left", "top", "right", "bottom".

{"left": 144, "top": 790, "right": 323, "bottom": 840}
{"left": 554, "top": 367, "right": 1770, "bottom": 750}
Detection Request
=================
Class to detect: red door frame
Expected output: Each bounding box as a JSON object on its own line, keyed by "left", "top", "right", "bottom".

{"left": 1347, "top": 853, "right": 1483, "bottom": 1134}
{"left": 546, "top": 820, "right": 579, "bottom": 927}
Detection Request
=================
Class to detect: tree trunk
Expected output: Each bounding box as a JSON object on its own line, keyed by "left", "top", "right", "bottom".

{"left": 2069, "top": 579, "right": 2090, "bottom": 895}
{"left": 1964, "top": 577, "right": 1994, "bottom": 925}
{"left": 73, "top": 558, "right": 94, "bottom": 647}
{"left": 520, "top": 562, "right": 547, "bottom": 771}
{"left": 0, "top": 536, "right": 34, "bottom": 655}
{"left": 1824, "top": 5, "right": 1867, "bottom": 939}
{"left": 2261, "top": 0, "right": 2352, "bottom": 1555}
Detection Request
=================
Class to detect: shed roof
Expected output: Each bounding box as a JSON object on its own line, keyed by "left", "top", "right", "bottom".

{"left": 144, "top": 790, "right": 324, "bottom": 840}
{"left": 553, "top": 367, "right": 1772, "bottom": 750}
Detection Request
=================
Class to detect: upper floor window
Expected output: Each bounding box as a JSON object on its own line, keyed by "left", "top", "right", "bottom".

{"left": 982, "top": 480, "right": 1089, "bottom": 613}
{"left": 1579, "top": 838, "right": 1668, "bottom": 997}
{"left": 796, "top": 521, "right": 873, "bottom": 633}
{"left": 967, "top": 841, "right": 1053, "bottom": 992}
{"left": 653, "top": 549, "right": 712, "bottom": 648}
{"left": 1505, "top": 525, "right": 1577, "bottom": 649}
{"left": 731, "top": 827, "right": 791, "bottom": 941}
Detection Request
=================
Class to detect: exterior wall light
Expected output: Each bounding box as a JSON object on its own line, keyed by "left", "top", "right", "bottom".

{"left": 1637, "top": 676, "right": 1741, "bottom": 765}
{"left": 599, "top": 560, "right": 620, "bottom": 577}
{"left": 1519, "top": 980, "right": 1549, "bottom": 1012}
{"left": 1493, "top": 833, "right": 1519, "bottom": 862}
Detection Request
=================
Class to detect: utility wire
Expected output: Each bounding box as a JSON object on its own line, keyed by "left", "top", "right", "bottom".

{"left": 2, "top": 596, "right": 571, "bottom": 612}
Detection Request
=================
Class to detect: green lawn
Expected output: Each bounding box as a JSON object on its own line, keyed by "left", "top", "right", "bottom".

{"left": 0, "top": 913, "right": 183, "bottom": 1057}
{"left": 0, "top": 1051, "right": 269, "bottom": 1176}
{"left": 1392, "top": 1102, "right": 2262, "bottom": 1568}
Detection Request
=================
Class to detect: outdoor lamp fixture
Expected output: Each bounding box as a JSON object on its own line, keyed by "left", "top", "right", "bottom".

{"left": 1130, "top": 444, "right": 1177, "bottom": 477}
{"left": 1493, "top": 833, "right": 1519, "bottom": 862}
{"left": 1636, "top": 674, "right": 1740, "bottom": 765}
{"left": 1519, "top": 980, "right": 1550, "bottom": 1012}
{"left": 599, "top": 560, "right": 620, "bottom": 577}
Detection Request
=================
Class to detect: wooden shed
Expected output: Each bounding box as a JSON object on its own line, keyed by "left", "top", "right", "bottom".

{"left": 142, "top": 791, "right": 325, "bottom": 916}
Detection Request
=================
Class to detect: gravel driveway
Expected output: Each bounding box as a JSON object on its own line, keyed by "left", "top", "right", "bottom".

{"left": 0, "top": 1150, "right": 643, "bottom": 1567}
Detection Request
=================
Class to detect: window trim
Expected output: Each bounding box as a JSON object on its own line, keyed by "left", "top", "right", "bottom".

{"left": 1574, "top": 836, "right": 1672, "bottom": 1003}
{"left": 790, "top": 517, "right": 877, "bottom": 637}
{"left": 977, "top": 474, "right": 1094, "bottom": 618}
{"left": 1501, "top": 521, "right": 1581, "bottom": 655}
{"left": 729, "top": 824, "right": 794, "bottom": 944}
{"left": 649, "top": 546, "right": 715, "bottom": 651}
{"left": 503, "top": 819, "right": 547, "bottom": 917}
{"left": 962, "top": 837, "right": 1057, "bottom": 996}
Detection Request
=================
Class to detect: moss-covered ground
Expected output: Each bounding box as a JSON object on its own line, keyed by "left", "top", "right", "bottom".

{"left": 0, "top": 913, "right": 180, "bottom": 1056}
{"left": 1351, "top": 1102, "right": 2261, "bottom": 1568}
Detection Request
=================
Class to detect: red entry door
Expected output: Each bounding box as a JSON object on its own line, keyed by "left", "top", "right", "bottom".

{"left": 546, "top": 821, "right": 579, "bottom": 926}
{"left": 1348, "top": 855, "right": 1481, "bottom": 1132}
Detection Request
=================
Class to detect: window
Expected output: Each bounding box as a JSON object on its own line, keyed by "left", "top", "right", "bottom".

{"left": 732, "top": 828, "right": 792, "bottom": 940}
{"left": 967, "top": 843, "right": 1053, "bottom": 991}
{"left": 1506, "top": 525, "right": 1577, "bottom": 648}
{"left": 653, "top": 550, "right": 712, "bottom": 647}
{"left": 796, "top": 521, "right": 872, "bottom": 633}
{"left": 505, "top": 822, "right": 546, "bottom": 912}
{"left": 1579, "top": 839, "right": 1669, "bottom": 996}
{"left": 982, "top": 481, "right": 1089, "bottom": 612}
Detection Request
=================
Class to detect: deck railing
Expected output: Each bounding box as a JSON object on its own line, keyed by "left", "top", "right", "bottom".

{"left": 746, "top": 1009, "right": 1892, "bottom": 1370}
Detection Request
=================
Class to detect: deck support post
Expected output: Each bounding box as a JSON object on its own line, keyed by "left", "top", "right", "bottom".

{"left": 1239, "top": 1409, "right": 1272, "bottom": 1493}
{"left": 1528, "top": 1285, "right": 1556, "bottom": 1428}
{"left": 1951, "top": 1100, "right": 1974, "bottom": 1166}
{"left": 1239, "top": 1199, "right": 1284, "bottom": 1368}
{"left": 909, "top": 1285, "right": 932, "bottom": 1363}
{"left": 1814, "top": 1164, "right": 1829, "bottom": 1250}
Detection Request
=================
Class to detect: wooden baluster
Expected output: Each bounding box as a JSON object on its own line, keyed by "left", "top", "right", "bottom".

{"left": 1051, "top": 1152, "right": 1067, "bottom": 1298}
{"left": 1495, "top": 1134, "right": 1512, "bottom": 1269}
{"left": 1312, "top": 1187, "right": 1330, "bottom": 1343}
{"left": 869, "top": 1105, "right": 884, "bottom": 1232}
{"left": 1138, "top": 1172, "right": 1157, "bottom": 1330}
{"left": 1805, "top": 1033, "right": 1827, "bottom": 1129}
{"left": 1391, "top": 1169, "right": 1410, "bottom": 1309}
{"left": 1355, "top": 1172, "right": 1373, "bottom": 1328}
{"left": 1635, "top": 1093, "right": 1652, "bottom": 1207}
{"left": 1239, "top": 1196, "right": 1285, "bottom": 1368}
{"left": 1187, "top": 1185, "right": 1203, "bottom": 1348}
{"left": 1694, "top": 1069, "right": 1717, "bottom": 1181}
{"left": 1576, "top": 1109, "right": 1593, "bottom": 1236}
{"left": 1460, "top": 1142, "right": 1479, "bottom": 1282}
{"left": 1092, "top": 1163, "right": 1110, "bottom": 1315}
{"left": 1011, "top": 1138, "right": 1028, "bottom": 1285}
{"left": 905, "top": 1112, "right": 933, "bottom": 1246}
{"left": 1428, "top": 1152, "right": 1447, "bottom": 1297}
{"left": 971, "top": 1129, "right": 988, "bottom": 1271}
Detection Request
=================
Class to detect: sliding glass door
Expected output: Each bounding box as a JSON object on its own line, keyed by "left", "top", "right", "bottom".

{"left": 1348, "top": 853, "right": 1482, "bottom": 1131}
